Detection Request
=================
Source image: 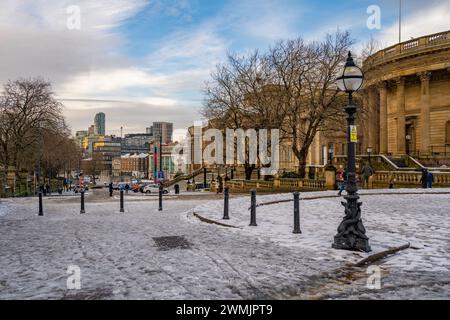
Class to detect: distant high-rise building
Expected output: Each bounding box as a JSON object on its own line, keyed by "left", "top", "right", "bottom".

{"left": 88, "top": 125, "right": 95, "bottom": 135}
{"left": 152, "top": 122, "right": 173, "bottom": 144}
{"left": 94, "top": 112, "right": 106, "bottom": 135}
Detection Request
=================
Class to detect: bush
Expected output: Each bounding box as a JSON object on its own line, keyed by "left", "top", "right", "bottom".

{"left": 281, "top": 171, "right": 301, "bottom": 179}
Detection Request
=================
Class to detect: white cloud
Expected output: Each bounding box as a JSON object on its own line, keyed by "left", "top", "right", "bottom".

{"left": 224, "top": 0, "right": 306, "bottom": 41}
{"left": 375, "top": 2, "right": 450, "bottom": 47}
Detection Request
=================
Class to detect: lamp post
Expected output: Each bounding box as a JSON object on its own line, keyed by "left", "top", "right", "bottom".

{"left": 405, "top": 135, "right": 411, "bottom": 155}
{"left": 332, "top": 52, "right": 371, "bottom": 253}
{"left": 328, "top": 145, "right": 334, "bottom": 167}
{"left": 367, "top": 147, "right": 373, "bottom": 165}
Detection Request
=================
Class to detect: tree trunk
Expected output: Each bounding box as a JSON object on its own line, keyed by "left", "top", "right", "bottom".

{"left": 294, "top": 148, "right": 308, "bottom": 179}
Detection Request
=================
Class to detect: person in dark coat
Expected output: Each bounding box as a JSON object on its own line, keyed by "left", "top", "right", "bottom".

{"left": 426, "top": 171, "right": 434, "bottom": 189}
{"left": 217, "top": 175, "right": 223, "bottom": 194}
{"left": 109, "top": 182, "right": 113, "bottom": 197}
{"left": 420, "top": 169, "right": 428, "bottom": 189}
{"left": 361, "top": 162, "right": 374, "bottom": 189}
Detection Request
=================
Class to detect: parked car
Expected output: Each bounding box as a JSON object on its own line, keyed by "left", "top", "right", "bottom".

{"left": 143, "top": 184, "right": 169, "bottom": 194}
{"left": 132, "top": 184, "right": 142, "bottom": 193}
{"left": 115, "top": 182, "right": 129, "bottom": 191}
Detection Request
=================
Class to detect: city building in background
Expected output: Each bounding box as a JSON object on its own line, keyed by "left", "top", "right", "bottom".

{"left": 149, "top": 122, "right": 173, "bottom": 144}
{"left": 88, "top": 125, "right": 95, "bottom": 135}
{"left": 75, "top": 113, "right": 181, "bottom": 182}
{"left": 121, "top": 133, "right": 154, "bottom": 155}
{"left": 120, "top": 153, "right": 149, "bottom": 180}
{"left": 94, "top": 112, "right": 106, "bottom": 136}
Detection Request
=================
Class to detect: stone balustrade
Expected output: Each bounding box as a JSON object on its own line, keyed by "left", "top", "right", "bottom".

{"left": 372, "top": 171, "right": 450, "bottom": 187}
{"left": 365, "top": 30, "right": 450, "bottom": 66}
{"left": 213, "top": 178, "right": 327, "bottom": 193}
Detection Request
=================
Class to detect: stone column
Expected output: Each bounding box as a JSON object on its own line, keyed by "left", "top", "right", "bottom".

{"left": 368, "top": 87, "right": 377, "bottom": 152}
{"left": 378, "top": 81, "right": 388, "bottom": 154}
{"left": 396, "top": 77, "right": 406, "bottom": 154}
{"left": 418, "top": 72, "right": 431, "bottom": 154}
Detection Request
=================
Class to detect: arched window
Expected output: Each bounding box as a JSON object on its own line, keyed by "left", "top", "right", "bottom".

{"left": 446, "top": 121, "right": 450, "bottom": 145}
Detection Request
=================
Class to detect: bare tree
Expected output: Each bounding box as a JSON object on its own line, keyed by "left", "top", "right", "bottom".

{"left": 203, "top": 51, "right": 285, "bottom": 179}
{"left": 203, "top": 30, "right": 362, "bottom": 179}
{"left": 82, "top": 153, "right": 104, "bottom": 184}
{"left": 0, "top": 78, "right": 78, "bottom": 191}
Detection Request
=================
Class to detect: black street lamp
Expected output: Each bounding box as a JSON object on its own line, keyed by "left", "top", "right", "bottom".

{"left": 332, "top": 52, "right": 371, "bottom": 253}
{"left": 367, "top": 147, "right": 373, "bottom": 165}
{"left": 405, "top": 135, "right": 411, "bottom": 155}
{"left": 328, "top": 145, "right": 334, "bottom": 167}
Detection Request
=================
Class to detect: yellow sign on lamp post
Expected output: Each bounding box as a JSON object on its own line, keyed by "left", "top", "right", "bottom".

{"left": 350, "top": 125, "right": 358, "bottom": 143}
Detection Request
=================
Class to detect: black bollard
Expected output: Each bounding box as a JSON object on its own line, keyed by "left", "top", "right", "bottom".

{"left": 223, "top": 187, "right": 230, "bottom": 220}
{"left": 109, "top": 183, "right": 113, "bottom": 197}
{"left": 293, "top": 192, "right": 301, "bottom": 234}
{"left": 158, "top": 186, "right": 163, "bottom": 211}
{"left": 38, "top": 192, "right": 43, "bottom": 216}
{"left": 120, "top": 190, "right": 124, "bottom": 213}
{"left": 80, "top": 191, "right": 86, "bottom": 214}
{"left": 249, "top": 189, "right": 257, "bottom": 226}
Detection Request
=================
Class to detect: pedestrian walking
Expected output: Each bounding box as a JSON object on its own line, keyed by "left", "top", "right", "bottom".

{"left": 337, "top": 167, "right": 348, "bottom": 196}
{"left": 427, "top": 171, "right": 434, "bottom": 189}
{"left": 336, "top": 166, "right": 344, "bottom": 192}
{"left": 361, "top": 162, "right": 374, "bottom": 189}
{"left": 109, "top": 182, "right": 113, "bottom": 197}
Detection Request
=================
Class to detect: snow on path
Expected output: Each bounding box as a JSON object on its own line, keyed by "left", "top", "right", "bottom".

{"left": 191, "top": 189, "right": 450, "bottom": 299}
{"left": 0, "top": 195, "right": 338, "bottom": 300}
{"left": 1, "top": 189, "right": 449, "bottom": 300}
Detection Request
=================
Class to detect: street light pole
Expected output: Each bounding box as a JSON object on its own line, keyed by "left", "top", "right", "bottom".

{"left": 367, "top": 147, "right": 373, "bottom": 166}
{"left": 333, "top": 52, "right": 371, "bottom": 253}
{"left": 159, "top": 135, "right": 163, "bottom": 183}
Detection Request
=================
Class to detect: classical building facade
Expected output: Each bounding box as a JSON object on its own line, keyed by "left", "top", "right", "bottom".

{"left": 363, "top": 30, "right": 450, "bottom": 156}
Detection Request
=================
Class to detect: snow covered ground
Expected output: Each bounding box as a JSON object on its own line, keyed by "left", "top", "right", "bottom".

{"left": 0, "top": 188, "right": 449, "bottom": 300}
{"left": 190, "top": 189, "right": 450, "bottom": 299}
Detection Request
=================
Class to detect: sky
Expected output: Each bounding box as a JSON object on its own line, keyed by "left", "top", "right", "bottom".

{"left": 0, "top": 0, "right": 449, "bottom": 140}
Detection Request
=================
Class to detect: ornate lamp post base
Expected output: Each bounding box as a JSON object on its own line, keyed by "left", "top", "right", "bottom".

{"left": 332, "top": 193, "right": 371, "bottom": 253}
{"left": 332, "top": 236, "right": 371, "bottom": 252}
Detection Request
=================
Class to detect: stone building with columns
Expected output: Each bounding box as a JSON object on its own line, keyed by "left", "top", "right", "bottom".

{"left": 363, "top": 30, "right": 450, "bottom": 156}
{"left": 278, "top": 30, "right": 450, "bottom": 173}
